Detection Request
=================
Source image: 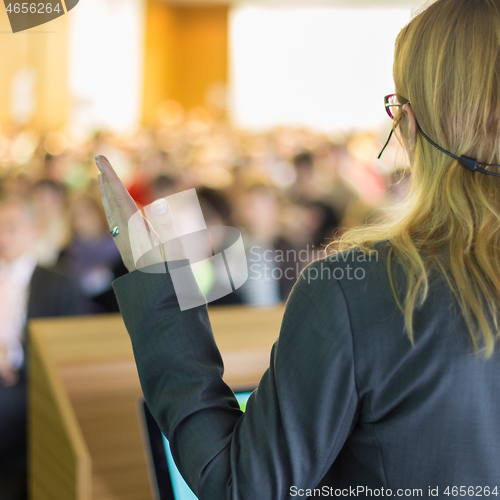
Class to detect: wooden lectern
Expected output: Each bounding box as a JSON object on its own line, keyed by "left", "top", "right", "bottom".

{"left": 29, "top": 305, "right": 285, "bottom": 500}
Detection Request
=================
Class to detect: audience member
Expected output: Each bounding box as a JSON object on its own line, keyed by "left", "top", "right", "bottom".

{"left": 0, "top": 196, "right": 83, "bottom": 500}
{"left": 288, "top": 150, "right": 323, "bottom": 202}
{"left": 59, "top": 193, "right": 124, "bottom": 313}
{"left": 32, "top": 179, "right": 71, "bottom": 267}
{"left": 237, "top": 184, "right": 294, "bottom": 305}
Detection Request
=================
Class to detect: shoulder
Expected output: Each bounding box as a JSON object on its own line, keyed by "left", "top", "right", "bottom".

{"left": 295, "top": 242, "right": 392, "bottom": 295}
{"left": 286, "top": 242, "right": 402, "bottom": 339}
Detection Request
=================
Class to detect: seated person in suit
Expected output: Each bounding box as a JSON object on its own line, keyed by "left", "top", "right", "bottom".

{"left": 0, "top": 196, "right": 84, "bottom": 500}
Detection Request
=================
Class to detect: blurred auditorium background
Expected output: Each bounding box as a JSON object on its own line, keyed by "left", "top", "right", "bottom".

{"left": 0, "top": 0, "right": 425, "bottom": 312}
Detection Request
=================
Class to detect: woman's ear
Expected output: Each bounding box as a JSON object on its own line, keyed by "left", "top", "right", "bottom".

{"left": 402, "top": 103, "right": 418, "bottom": 150}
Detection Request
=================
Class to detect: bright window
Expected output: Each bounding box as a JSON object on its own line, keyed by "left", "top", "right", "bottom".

{"left": 229, "top": 5, "right": 412, "bottom": 133}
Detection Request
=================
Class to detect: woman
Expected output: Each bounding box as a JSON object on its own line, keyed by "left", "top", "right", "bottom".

{"left": 97, "top": 0, "right": 500, "bottom": 497}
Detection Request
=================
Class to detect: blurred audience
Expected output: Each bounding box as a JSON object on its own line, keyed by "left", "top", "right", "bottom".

{"left": 59, "top": 193, "right": 125, "bottom": 313}
{"left": 194, "top": 187, "right": 244, "bottom": 306}
{"left": 0, "top": 103, "right": 410, "bottom": 314}
{"left": 237, "top": 183, "right": 295, "bottom": 304}
{"left": 151, "top": 173, "right": 178, "bottom": 201}
{"left": 128, "top": 150, "right": 171, "bottom": 207}
{"left": 288, "top": 150, "right": 323, "bottom": 202}
{"left": 32, "top": 178, "right": 70, "bottom": 267}
{"left": 0, "top": 196, "right": 83, "bottom": 500}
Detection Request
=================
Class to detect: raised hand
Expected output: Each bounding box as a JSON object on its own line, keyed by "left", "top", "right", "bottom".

{"left": 95, "top": 155, "right": 186, "bottom": 273}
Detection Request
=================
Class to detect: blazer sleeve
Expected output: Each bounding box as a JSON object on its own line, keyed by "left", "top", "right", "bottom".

{"left": 112, "top": 259, "right": 358, "bottom": 500}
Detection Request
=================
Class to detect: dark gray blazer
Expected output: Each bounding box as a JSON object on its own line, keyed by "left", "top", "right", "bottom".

{"left": 112, "top": 243, "right": 500, "bottom": 500}
{"left": 27, "top": 265, "right": 85, "bottom": 319}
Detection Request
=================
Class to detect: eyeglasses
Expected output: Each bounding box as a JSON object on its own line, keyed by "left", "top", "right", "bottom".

{"left": 378, "top": 93, "right": 405, "bottom": 159}
{"left": 384, "top": 93, "right": 406, "bottom": 120}
{"left": 378, "top": 92, "right": 500, "bottom": 177}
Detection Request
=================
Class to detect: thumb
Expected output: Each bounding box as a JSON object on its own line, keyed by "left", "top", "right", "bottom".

{"left": 149, "top": 198, "right": 187, "bottom": 262}
{"left": 150, "top": 198, "right": 178, "bottom": 243}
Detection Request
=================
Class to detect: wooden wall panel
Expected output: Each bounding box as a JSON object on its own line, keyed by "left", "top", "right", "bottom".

{"left": 0, "top": 7, "right": 68, "bottom": 133}
{"left": 142, "top": 1, "right": 229, "bottom": 123}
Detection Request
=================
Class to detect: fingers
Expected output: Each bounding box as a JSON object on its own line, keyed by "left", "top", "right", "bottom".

{"left": 128, "top": 210, "right": 162, "bottom": 266}
{"left": 98, "top": 173, "right": 116, "bottom": 232}
{"left": 95, "top": 154, "right": 122, "bottom": 183}
{"left": 95, "top": 153, "right": 186, "bottom": 265}
{"left": 96, "top": 156, "right": 160, "bottom": 272}
{"left": 95, "top": 155, "right": 137, "bottom": 218}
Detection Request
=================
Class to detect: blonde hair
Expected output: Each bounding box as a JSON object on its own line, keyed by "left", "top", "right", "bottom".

{"left": 334, "top": 0, "right": 500, "bottom": 357}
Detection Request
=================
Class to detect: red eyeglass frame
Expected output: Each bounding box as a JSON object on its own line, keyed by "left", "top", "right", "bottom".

{"left": 384, "top": 93, "right": 406, "bottom": 120}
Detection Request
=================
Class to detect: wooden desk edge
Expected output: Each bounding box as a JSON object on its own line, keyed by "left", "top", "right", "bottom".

{"left": 30, "top": 323, "right": 92, "bottom": 498}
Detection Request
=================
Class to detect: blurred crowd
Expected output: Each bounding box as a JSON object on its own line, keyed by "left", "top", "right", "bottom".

{"left": 0, "top": 101, "right": 411, "bottom": 313}
{"left": 0, "top": 103, "right": 411, "bottom": 496}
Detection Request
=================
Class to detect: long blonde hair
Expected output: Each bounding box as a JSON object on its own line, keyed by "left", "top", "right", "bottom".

{"left": 335, "top": 0, "right": 500, "bottom": 357}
